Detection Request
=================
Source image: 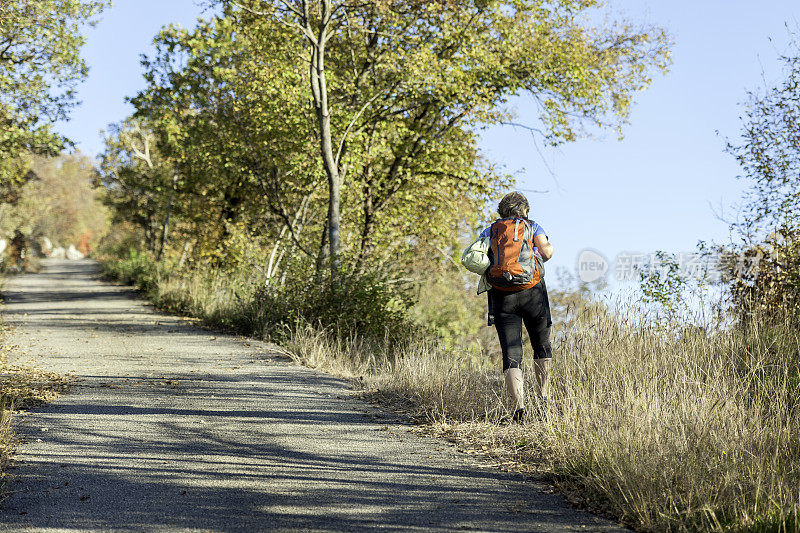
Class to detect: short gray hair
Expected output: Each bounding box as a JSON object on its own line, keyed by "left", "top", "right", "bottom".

{"left": 497, "top": 191, "right": 529, "bottom": 219}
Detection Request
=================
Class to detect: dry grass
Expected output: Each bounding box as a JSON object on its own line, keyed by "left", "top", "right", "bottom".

{"left": 0, "top": 396, "right": 11, "bottom": 495}
{"left": 283, "top": 308, "right": 800, "bottom": 533}
{"left": 0, "top": 333, "right": 72, "bottom": 497}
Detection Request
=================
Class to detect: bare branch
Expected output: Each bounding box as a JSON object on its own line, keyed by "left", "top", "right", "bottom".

{"left": 123, "top": 122, "right": 154, "bottom": 169}
{"left": 334, "top": 85, "right": 397, "bottom": 166}
{"left": 272, "top": 0, "right": 304, "bottom": 17}
{"left": 499, "top": 121, "right": 547, "bottom": 137}
{"left": 230, "top": 0, "right": 271, "bottom": 16}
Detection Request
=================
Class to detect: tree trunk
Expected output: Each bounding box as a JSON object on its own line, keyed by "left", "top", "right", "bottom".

{"left": 147, "top": 219, "right": 159, "bottom": 254}
{"left": 177, "top": 239, "right": 191, "bottom": 269}
{"left": 157, "top": 171, "right": 178, "bottom": 261}
{"left": 356, "top": 186, "right": 375, "bottom": 271}
{"left": 307, "top": 0, "right": 341, "bottom": 280}
{"left": 315, "top": 215, "right": 329, "bottom": 275}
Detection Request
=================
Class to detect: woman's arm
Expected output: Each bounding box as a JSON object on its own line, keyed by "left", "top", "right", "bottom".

{"left": 534, "top": 234, "right": 554, "bottom": 262}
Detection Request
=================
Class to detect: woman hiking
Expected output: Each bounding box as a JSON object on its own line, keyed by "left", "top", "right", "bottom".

{"left": 463, "top": 192, "right": 554, "bottom": 422}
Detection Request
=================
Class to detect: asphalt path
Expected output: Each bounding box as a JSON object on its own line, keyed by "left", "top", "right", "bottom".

{"left": 0, "top": 259, "right": 624, "bottom": 532}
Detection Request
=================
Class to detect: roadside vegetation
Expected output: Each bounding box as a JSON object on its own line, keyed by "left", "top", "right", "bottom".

{"left": 0, "top": 327, "right": 72, "bottom": 496}
{"left": 0, "top": 385, "right": 10, "bottom": 495}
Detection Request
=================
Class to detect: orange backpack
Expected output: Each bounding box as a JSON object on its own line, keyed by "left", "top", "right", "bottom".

{"left": 486, "top": 218, "right": 544, "bottom": 291}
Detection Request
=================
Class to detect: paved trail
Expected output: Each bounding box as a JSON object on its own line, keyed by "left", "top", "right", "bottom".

{"left": 0, "top": 259, "right": 623, "bottom": 532}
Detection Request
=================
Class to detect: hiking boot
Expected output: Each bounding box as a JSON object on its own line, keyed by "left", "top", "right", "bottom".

{"left": 500, "top": 408, "right": 526, "bottom": 424}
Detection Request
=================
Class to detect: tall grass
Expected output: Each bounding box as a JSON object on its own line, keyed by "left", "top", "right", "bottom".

{"left": 0, "top": 395, "right": 10, "bottom": 495}
{"left": 542, "top": 308, "right": 799, "bottom": 531}
{"left": 102, "top": 252, "right": 800, "bottom": 532}
{"left": 1, "top": 321, "right": 13, "bottom": 495}
{"left": 1, "top": 328, "right": 71, "bottom": 498}
{"left": 283, "top": 308, "right": 800, "bottom": 532}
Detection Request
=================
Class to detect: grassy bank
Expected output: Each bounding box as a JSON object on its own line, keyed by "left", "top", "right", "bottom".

{"left": 0, "top": 325, "right": 71, "bottom": 497}
{"left": 0, "top": 395, "right": 9, "bottom": 495}
{"left": 101, "top": 252, "right": 800, "bottom": 532}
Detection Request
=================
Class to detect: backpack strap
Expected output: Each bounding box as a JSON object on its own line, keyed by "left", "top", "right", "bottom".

{"left": 523, "top": 219, "right": 536, "bottom": 245}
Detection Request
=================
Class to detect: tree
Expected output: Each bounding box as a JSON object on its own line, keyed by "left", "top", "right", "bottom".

{"left": 129, "top": 17, "right": 320, "bottom": 270}
{"left": 726, "top": 41, "right": 800, "bottom": 317}
{"left": 3, "top": 153, "right": 109, "bottom": 250}
{"left": 0, "top": 0, "right": 106, "bottom": 157}
{"left": 221, "top": 0, "right": 670, "bottom": 279}
{"left": 728, "top": 55, "right": 800, "bottom": 239}
{"left": 0, "top": 0, "right": 106, "bottom": 209}
{"left": 130, "top": 13, "right": 503, "bottom": 278}
{"left": 98, "top": 120, "right": 178, "bottom": 254}
{"left": 114, "top": 0, "right": 670, "bottom": 287}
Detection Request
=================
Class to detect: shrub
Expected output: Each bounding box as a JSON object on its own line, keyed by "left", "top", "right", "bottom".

{"left": 100, "top": 251, "right": 420, "bottom": 347}
{"left": 250, "top": 265, "right": 416, "bottom": 343}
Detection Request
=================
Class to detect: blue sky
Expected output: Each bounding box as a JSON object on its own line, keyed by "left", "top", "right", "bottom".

{"left": 58, "top": 0, "right": 800, "bottom": 286}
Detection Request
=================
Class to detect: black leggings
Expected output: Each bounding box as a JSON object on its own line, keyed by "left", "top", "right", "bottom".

{"left": 490, "top": 280, "right": 552, "bottom": 371}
